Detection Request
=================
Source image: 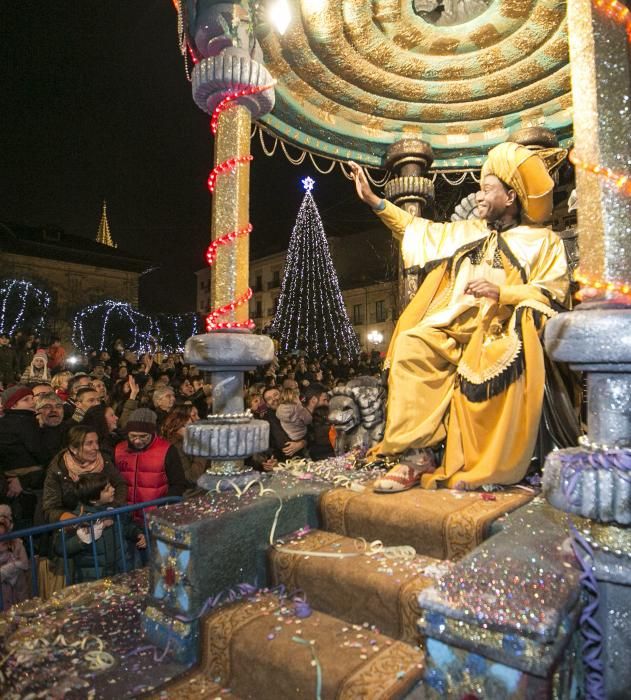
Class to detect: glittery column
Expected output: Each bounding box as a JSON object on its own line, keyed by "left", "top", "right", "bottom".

{"left": 567, "top": 0, "right": 631, "bottom": 287}
{"left": 211, "top": 105, "right": 251, "bottom": 323}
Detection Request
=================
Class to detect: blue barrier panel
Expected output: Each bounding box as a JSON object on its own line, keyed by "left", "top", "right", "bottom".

{"left": 0, "top": 497, "right": 181, "bottom": 610}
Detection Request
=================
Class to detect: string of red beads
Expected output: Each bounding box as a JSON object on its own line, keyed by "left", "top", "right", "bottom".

{"left": 205, "top": 83, "right": 273, "bottom": 331}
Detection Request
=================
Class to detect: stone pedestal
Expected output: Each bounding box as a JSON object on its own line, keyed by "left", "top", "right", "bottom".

{"left": 184, "top": 330, "right": 274, "bottom": 488}
{"left": 545, "top": 306, "right": 631, "bottom": 448}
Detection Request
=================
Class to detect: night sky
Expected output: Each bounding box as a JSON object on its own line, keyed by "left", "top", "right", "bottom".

{"left": 2, "top": 1, "right": 374, "bottom": 313}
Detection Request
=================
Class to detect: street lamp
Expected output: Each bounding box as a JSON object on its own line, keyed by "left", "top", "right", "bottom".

{"left": 367, "top": 330, "right": 383, "bottom": 346}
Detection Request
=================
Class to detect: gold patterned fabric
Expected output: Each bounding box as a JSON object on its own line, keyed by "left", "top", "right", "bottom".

{"left": 157, "top": 592, "right": 425, "bottom": 699}
{"left": 268, "top": 529, "right": 440, "bottom": 643}
{"left": 375, "top": 189, "right": 569, "bottom": 489}
{"left": 320, "top": 487, "right": 533, "bottom": 560}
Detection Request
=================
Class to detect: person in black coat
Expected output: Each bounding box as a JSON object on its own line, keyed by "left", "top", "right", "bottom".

{"left": 0, "top": 334, "right": 19, "bottom": 389}
{"left": 0, "top": 385, "right": 47, "bottom": 527}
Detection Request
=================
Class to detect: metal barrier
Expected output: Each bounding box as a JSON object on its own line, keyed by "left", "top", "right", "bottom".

{"left": 0, "top": 497, "right": 182, "bottom": 610}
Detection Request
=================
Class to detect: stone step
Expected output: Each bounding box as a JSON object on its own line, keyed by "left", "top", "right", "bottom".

{"left": 319, "top": 484, "right": 533, "bottom": 559}
{"left": 269, "top": 529, "right": 448, "bottom": 644}
{"left": 157, "top": 590, "right": 424, "bottom": 699}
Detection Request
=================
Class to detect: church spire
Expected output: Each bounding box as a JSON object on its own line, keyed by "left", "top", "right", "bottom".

{"left": 96, "top": 200, "right": 117, "bottom": 248}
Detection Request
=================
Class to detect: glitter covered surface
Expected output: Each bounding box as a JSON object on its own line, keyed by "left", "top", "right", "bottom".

{"left": 211, "top": 105, "right": 251, "bottom": 324}
{"left": 568, "top": 0, "right": 631, "bottom": 284}
{"left": 421, "top": 633, "right": 581, "bottom": 698}
{"left": 146, "top": 474, "right": 336, "bottom": 618}
{"left": 0, "top": 569, "right": 190, "bottom": 698}
{"left": 418, "top": 498, "right": 581, "bottom": 645}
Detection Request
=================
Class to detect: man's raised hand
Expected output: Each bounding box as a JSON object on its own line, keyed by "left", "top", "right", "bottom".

{"left": 348, "top": 161, "right": 381, "bottom": 208}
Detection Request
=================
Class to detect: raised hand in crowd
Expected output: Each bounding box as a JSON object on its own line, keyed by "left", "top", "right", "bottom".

{"left": 128, "top": 374, "right": 139, "bottom": 401}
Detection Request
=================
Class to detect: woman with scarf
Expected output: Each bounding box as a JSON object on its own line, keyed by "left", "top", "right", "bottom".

{"left": 42, "top": 425, "right": 127, "bottom": 523}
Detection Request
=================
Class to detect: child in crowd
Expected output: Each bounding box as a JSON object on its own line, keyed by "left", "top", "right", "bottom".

{"left": 275, "top": 387, "right": 312, "bottom": 441}
{"left": 0, "top": 505, "right": 29, "bottom": 609}
{"left": 59, "top": 473, "right": 146, "bottom": 583}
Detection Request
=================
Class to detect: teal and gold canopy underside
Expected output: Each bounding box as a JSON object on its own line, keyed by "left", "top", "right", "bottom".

{"left": 256, "top": 0, "right": 572, "bottom": 169}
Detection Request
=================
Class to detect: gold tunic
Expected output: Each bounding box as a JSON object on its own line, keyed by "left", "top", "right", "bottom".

{"left": 375, "top": 201, "right": 569, "bottom": 489}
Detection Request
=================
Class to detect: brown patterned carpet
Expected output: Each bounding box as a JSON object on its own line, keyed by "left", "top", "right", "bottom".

{"left": 320, "top": 485, "right": 533, "bottom": 560}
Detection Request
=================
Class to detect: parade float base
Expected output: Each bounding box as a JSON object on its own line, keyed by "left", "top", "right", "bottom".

{"left": 0, "top": 569, "right": 190, "bottom": 698}
{"left": 0, "top": 472, "right": 584, "bottom": 698}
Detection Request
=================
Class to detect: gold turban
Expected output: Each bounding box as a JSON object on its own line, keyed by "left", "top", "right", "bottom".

{"left": 481, "top": 142, "right": 558, "bottom": 224}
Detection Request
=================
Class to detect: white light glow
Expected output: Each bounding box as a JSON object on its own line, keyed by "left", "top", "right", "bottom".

{"left": 268, "top": 0, "right": 291, "bottom": 35}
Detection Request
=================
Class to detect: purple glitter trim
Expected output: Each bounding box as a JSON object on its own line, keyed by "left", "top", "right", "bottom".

{"left": 557, "top": 449, "right": 625, "bottom": 700}
{"left": 176, "top": 582, "right": 260, "bottom": 623}
{"left": 559, "top": 449, "right": 631, "bottom": 507}
{"left": 569, "top": 526, "right": 605, "bottom": 700}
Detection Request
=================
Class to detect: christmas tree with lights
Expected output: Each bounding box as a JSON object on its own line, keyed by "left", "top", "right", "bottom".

{"left": 271, "top": 177, "right": 360, "bottom": 357}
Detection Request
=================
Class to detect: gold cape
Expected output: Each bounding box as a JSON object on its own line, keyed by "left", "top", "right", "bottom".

{"left": 375, "top": 201, "right": 569, "bottom": 489}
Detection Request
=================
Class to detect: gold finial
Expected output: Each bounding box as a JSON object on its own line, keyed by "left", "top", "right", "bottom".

{"left": 96, "top": 200, "right": 117, "bottom": 248}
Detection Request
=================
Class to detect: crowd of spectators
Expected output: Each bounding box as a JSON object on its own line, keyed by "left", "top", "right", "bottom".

{"left": 0, "top": 330, "right": 383, "bottom": 605}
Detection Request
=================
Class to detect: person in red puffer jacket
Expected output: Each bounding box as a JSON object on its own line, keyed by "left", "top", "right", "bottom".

{"left": 114, "top": 408, "right": 187, "bottom": 519}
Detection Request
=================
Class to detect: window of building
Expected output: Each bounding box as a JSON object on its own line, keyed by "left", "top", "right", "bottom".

{"left": 255, "top": 300, "right": 262, "bottom": 317}
{"left": 254, "top": 275, "right": 262, "bottom": 292}
{"left": 353, "top": 304, "right": 364, "bottom": 324}
{"left": 375, "top": 300, "right": 386, "bottom": 322}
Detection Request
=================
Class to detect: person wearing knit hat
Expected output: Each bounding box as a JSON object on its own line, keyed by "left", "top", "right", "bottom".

{"left": 114, "top": 408, "right": 188, "bottom": 526}
{"left": 1, "top": 385, "right": 34, "bottom": 412}
{"left": 20, "top": 349, "right": 51, "bottom": 384}
{"left": 349, "top": 143, "right": 569, "bottom": 493}
{"left": 0, "top": 385, "right": 46, "bottom": 528}
{"left": 125, "top": 408, "right": 157, "bottom": 435}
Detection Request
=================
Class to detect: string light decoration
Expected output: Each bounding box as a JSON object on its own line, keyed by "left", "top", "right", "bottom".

{"left": 270, "top": 178, "right": 360, "bottom": 357}
{"left": 569, "top": 150, "right": 631, "bottom": 196}
{"left": 574, "top": 271, "right": 631, "bottom": 303}
{"left": 156, "top": 312, "right": 201, "bottom": 351}
{"left": 204, "top": 81, "right": 274, "bottom": 332}
{"left": 592, "top": 0, "right": 631, "bottom": 41}
{"left": 210, "top": 84, "right": 275, "bottom": 136}
{"left": 207, "top": 155, "right": 254, "bottom": 194}
{"left": 73, "top": 301, "right": 155, "bottom": 353}
{"left": 0, "top": 279, "right": 51, "bottom": 337}
{"left": 72, "top": 302, "right": 198, "bottom": 353}
{"left": 206, "top": 289, "right": 254, "bottom": 332}
{"left": 206, "top": 224, "right": 253, "bottom": 266}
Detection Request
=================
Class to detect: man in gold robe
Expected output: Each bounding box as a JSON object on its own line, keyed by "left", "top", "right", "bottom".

{"left": 349, "top": 142, "right": 569, "bottom": 492}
